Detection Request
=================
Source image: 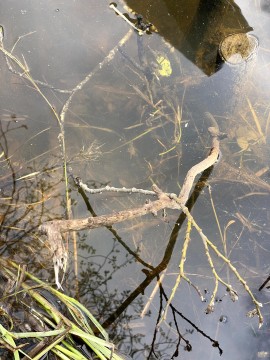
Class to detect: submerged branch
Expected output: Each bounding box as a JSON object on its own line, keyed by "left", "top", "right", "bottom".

{"left": 38, "top": 124, "right": 263, "bottom": 326}
{"left": 40, "top": 127, "right": 222, "bottom": 234}
{"left": 39, "top": 127, "right": 222, "bottom": 285}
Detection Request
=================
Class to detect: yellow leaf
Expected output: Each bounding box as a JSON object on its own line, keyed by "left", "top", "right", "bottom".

{"left": 156, "top": 54, "right": 172, "bottom": 77}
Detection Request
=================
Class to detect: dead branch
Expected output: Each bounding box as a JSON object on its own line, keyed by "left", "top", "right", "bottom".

{"left": 38, "top": 124, "right": 264, "bottom": 327}
{"left": 39, "top": 127, "right": 222, "bottom": 233}
{"left": 39, "top": 127, "right": 222, "bottom": 282}
{"left": 40, "top": 127, "right": 222, "bottom": 234}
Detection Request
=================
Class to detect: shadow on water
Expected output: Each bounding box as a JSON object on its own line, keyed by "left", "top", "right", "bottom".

{"left": 124, "top": 0, "right": 253, "bottom": 75}
{"left": 0, "top": 0, "right": 270, "bottom": 359}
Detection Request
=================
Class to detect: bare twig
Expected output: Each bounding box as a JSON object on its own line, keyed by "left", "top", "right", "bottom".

{"left": 173, "top": 201, "right": 263, "bottom": 327}
{"left": 1, "top": 29, "right": 72, "bottom": 93}
{"left": 74, "top": 180, "right": 157, "bottom": 196}
{"left": 59, "top": 29, "right": 133, "bottom": 124}
{"left": 158, "top": 218, "right": 203, "bottom": 323}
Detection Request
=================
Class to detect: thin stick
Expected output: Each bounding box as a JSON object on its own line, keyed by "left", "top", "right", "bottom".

{"left": 246, "top": 98, "right": 266, "bottom": 144}
{"left": 60, "top": 29, "right": 133, "bottom": 124}
{"left": 109, "top": 4, "right": 144, "bottom": 35}
{"left": 208, "top": 186, "right": 225, "bottom": 254}
{"left": 74, "top": 181, "right": 157, "bottom": 196}
{"left": 158, "top": 218, "right": 205, "bottom": 324}
{"left": 159, "top": 219, "right": 192, "bottom": 323}
{"left": 141, "top": 271, "right": 166, "bottom": 318}
{"left": 175, "top": 202, "right": 263, "bottom": 327}
{"left": 3, "top": 29, "right": 72, "bottom": 93}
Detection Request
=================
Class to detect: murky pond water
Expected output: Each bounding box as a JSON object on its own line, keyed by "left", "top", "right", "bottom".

{"left": 0, "top": 0, "right": 270, "bottom": 359}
